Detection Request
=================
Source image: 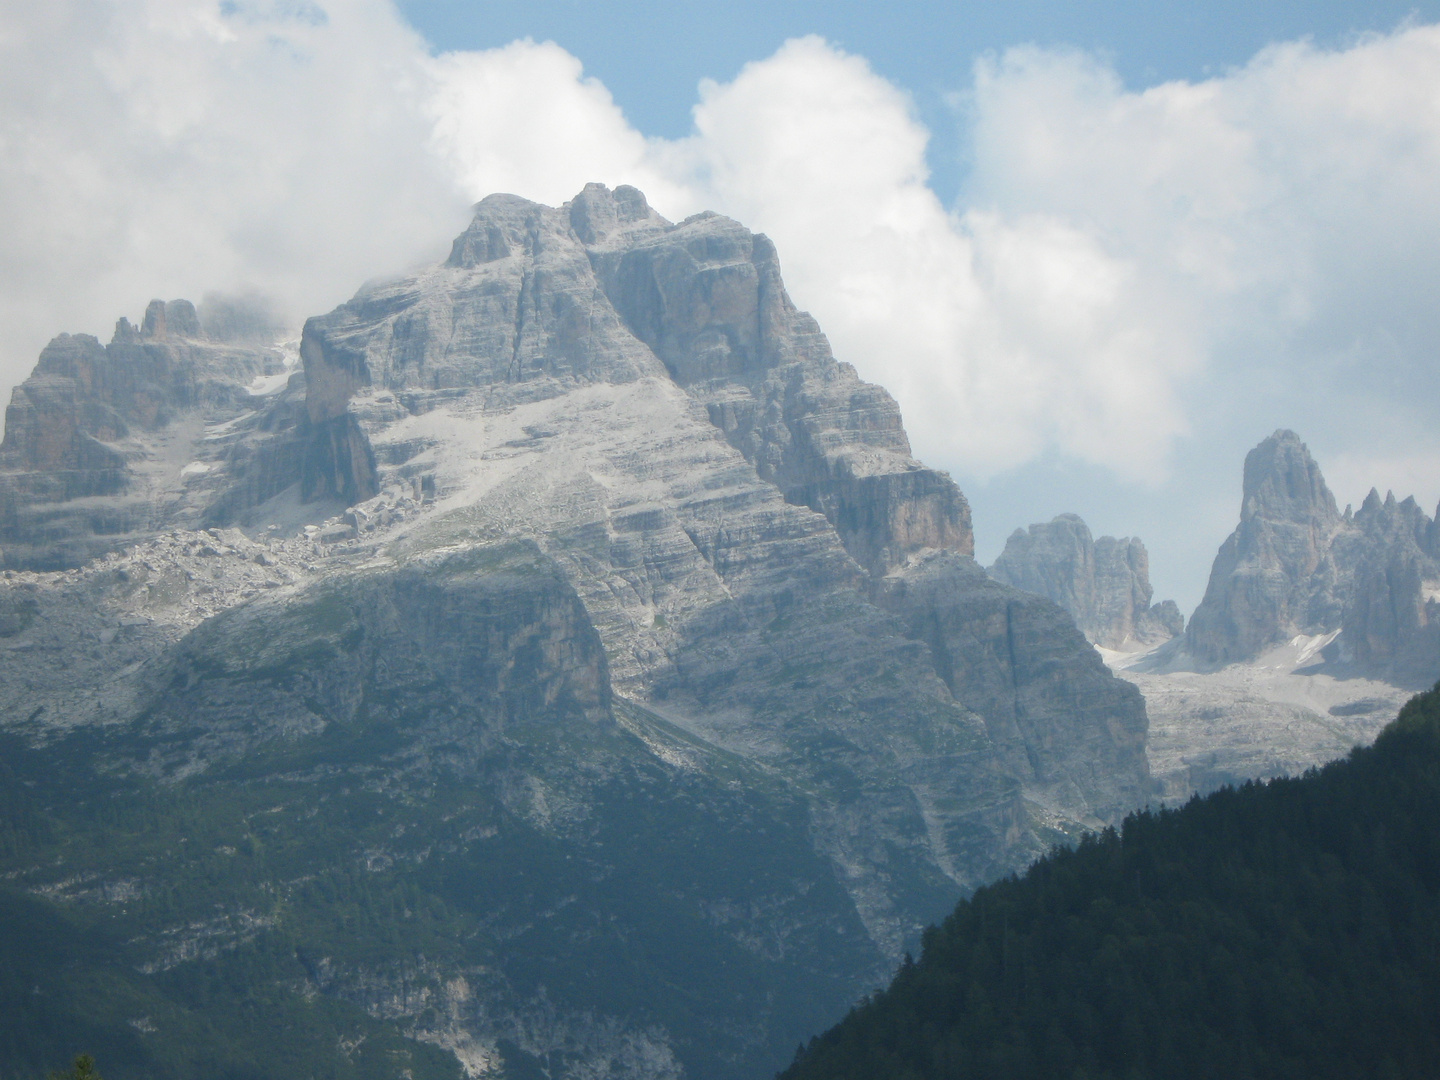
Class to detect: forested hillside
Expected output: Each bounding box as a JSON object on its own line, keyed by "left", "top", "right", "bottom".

{"left": 782, "top": 682, "right": 1440, "bottom": 1080}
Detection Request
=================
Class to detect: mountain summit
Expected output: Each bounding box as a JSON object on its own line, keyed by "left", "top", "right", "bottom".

{"left": 1187, "top": 429, "right": 1439, "bottom": 684}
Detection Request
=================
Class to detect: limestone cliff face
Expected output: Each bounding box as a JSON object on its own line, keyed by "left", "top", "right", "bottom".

{"left": 1340, "top": 490, "right": 1440, "bottom": 686}
{"left": 0, "top": 535, "right": 884, "bottom": 1080}
{"left": 1187, "top": 431, "right": 1350, "bottom": 663}
{"left": 294, "top": 182, "right": 1144, "bottom": 852}
{"left": 1187, "top": 430, "right": 1438, "bottom": 685}
{"left": 0, "top": 300, "right": 300, "bottom": 569}
{"left": 135, "top": 541, "right": 614, "bottom": 775}
{"left": 876, "top": 552, "right": 1151, "bottom": 826}
{"left": 292, "top": 187, "right": 1034, "bottom": 929}
{"left": 988, "top": 513, "right": 1182, "bottom": 650}
{"left": 582, "top": 191, "right": 972, "bottom": 574}
{"left": 302, "top": 184, "right": 970, "bottom": 575}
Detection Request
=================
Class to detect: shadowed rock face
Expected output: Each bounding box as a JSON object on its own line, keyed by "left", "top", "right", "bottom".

{"left": 988, "top": 513, "right": 1183, "bottom": 651}
{"left": 1187, "top": 430, "right": 1439, "bottom": 685}
{"left": 0, "top": 184, "right": 1153, "bottom": 1080}
{"left": 876, "top": 551, "right": 1151, "bottom": 826}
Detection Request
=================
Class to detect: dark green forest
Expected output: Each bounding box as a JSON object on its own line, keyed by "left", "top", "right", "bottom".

{"left": 782, "top": 681, "right": 1440, "bottom": 1080}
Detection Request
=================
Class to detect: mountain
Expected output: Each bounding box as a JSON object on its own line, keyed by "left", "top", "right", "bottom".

{"left": 1186, "top": 429, "right": 1439, "bottom": 685}
{"left": 0, "top": 298, "right": 303, "bottom": 570}
{"left": 0, "top": 185, "right": 1153, "bottom": 1079}
{"left": 1105, "top": 430, "right": 1434, "bottom": 802}
{"left": 988, "top": 514, "right": 1183, "bottom": 651}
{"left": 780, "top": 680, "right": 1440, "bottom": 1080}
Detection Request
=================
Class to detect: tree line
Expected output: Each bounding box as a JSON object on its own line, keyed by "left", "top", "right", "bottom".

{"left": 782, "top": 682, "right": 1440, "bottom": 1080}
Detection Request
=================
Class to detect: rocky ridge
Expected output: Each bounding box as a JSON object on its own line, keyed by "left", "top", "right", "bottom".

{"left": 0, "top": 299, "right": 318, "bottom": 571}
{"left": 1186, "top": 429, "right": 1439, "bottom": 685}
{"left": 988, "top": 513, "right": 1183, "bottom": 651}
{"left": 0, "top": 185, "right": 1152, "bottom": 1079}
{"left": 1105, "top": 430, "right": 1436, "bottom": 804}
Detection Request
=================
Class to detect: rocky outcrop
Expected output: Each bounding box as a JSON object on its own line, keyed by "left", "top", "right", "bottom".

{"left": 1340, "top": 489, "right": 1440, "bottom": 685}
{"left": 584, "top": 192, "right": 972, "bottom": 574}
{"left": 1187, "top": 430, "right": 1438, "bottom": 685}
{"left": 304, "top": 184, "right": 971, "bottom": 577}
{"left": 988, "top": 513, "right": 1182, "bottom": 650}
{"left": 294, "top": 182, "right": 1145, "bottom": 849}
{"left": 0, "top": 535, "right": 884, "bottom": 1080}
{"left": 876, "top": 551, "right": 1151, "bottom": 825}
{"left": 1187, "top": 431, "right": 1350, "bottom": 663}
{"left": 0, "top": 300, "right": 301, "bottom": 569}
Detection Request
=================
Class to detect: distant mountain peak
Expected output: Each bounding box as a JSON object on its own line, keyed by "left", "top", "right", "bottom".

{"left": 1188, "top": 430, "right": 1439, "bottom": 684}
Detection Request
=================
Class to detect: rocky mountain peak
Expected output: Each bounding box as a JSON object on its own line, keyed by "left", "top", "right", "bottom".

{"left": 1188, "top": 430, "right": 1438, "bottom": 683}
{"left": 0, "top": 297, "right": 298, "bottom": 569}
{"left": 304, "top": 183, "right": 971, "bottom": 573}
{"left": 142, "top": 297, "right": 202, "bottom": 340}
{"left": 988, "top": 513, "right": 1183, "bottom": 651}
{"left": 0, "top": 186, "right": 1161, "bottom": 1078}
{"left": 1239, "top": 428, "right": 1341, "bottom": 529}
{"left": 567, "top": 181, "right": 669, "bottom": 246}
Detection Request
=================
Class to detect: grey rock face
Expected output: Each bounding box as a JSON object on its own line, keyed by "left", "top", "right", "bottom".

{"left": 0, "top": 184, "right": 1154, "bottom": 1078}
{"left": 1187, "top": 430, "right": 1438, "bottom": 685}
{"left": 1340, "top": 490, "right": 1440, "bottom": 685}
{"left": 877, "top": 551, "right": 1151, "bottom": 826}
{"left": 988, "top": 513, "right": 1183, "bottom": 650}
{"left": 1, "top": 536, "right": 885, "bottom": 1080}
{"left": 0, "top": 299, "right": 305, "bottom": 569}
{"left": 585, "top": 198, "right": 972, "bottom": 575}
{"left": 1187, "top": 431, "right": 1349, "bottom": 663}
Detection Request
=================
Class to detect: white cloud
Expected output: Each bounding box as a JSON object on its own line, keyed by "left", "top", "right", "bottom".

{"left": 424, "top": 38, "right": 689, "bottom": 212}
{"left": 0, "top": 0, "right": 468, "bottom": 387}
{"left": 962, "top": 32, "right": 1440, "bottom": 472}
{"left": 3, "top": 4, "right": 1438, "bottom": 603}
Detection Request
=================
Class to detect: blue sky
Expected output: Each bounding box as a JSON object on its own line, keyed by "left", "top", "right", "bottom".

{"left": 397, "top": 0, "right": 1440, "bottom": 202}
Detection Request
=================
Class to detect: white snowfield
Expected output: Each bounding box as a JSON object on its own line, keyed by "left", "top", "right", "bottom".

{"left": 1102, "top": 633, "right": 1413, "bottom": 803}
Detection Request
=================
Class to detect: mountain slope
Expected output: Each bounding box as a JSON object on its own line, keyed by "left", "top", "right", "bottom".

{"left": 781, "top": 681, "right": 1440, "bottom": 1080}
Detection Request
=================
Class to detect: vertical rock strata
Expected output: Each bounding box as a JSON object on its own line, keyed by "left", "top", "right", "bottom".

{"left": 877, "top": 552, "right": 1149, "bottom": 825}
{"left": 1187, "top": 429, "right": 1439, "bottom": 685}
{"left": 1340, "top": 489, "right": 1440, "bottom": 684}
{"left": 989, "top": 513, "right": 1183, "bottom": 650}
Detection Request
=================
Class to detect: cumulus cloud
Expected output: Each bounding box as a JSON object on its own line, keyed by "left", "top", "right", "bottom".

{"left": 961, "top": 31, "right": 1440, "bottom": 485}
{"left": 425, "top": 38, "right": 689, "bottom": 211}
{"left": 0, "top": 0, "right": 468, "bottom": 387}
{"left": 421, "top": 28, "right": 1440, "bottom": 499}
{"left": 661, "top": 38, "right": 1201, "bottom": 481}
{"left": 3, "top": 3, "right": 1439, "bottom": 600}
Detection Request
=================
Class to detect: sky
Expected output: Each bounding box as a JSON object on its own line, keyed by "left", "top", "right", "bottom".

{"left": 2, "top": 0, "right": 1439, "bottom": 612}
